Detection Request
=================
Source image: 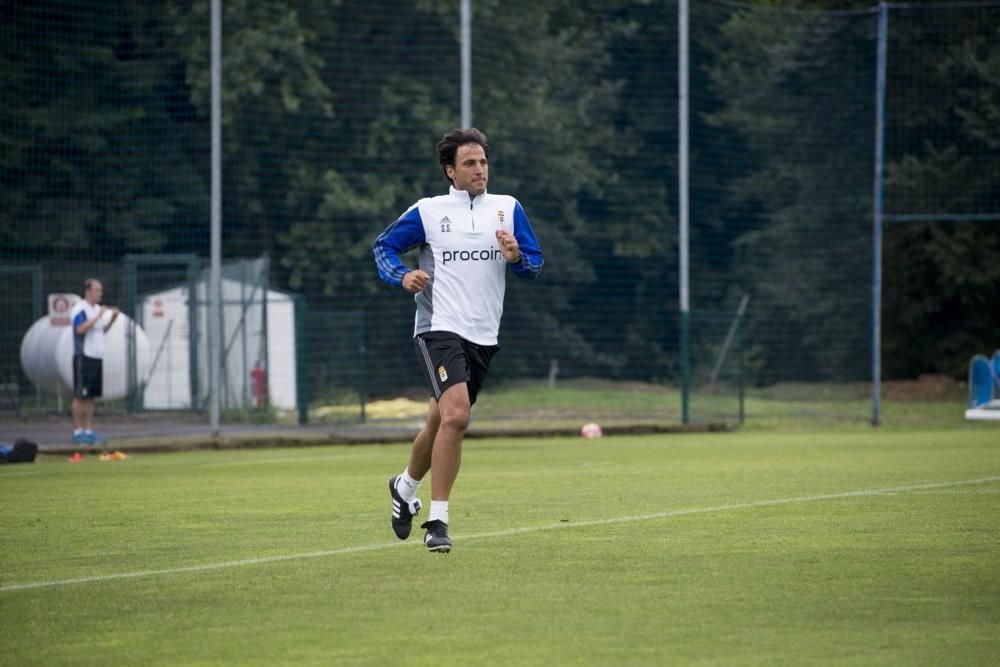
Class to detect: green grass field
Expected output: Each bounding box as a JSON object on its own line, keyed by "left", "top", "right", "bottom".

{"left": 3, "top": 426, "right": 999, "bottom": 665}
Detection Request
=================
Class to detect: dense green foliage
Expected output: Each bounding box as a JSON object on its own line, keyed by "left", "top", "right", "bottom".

{"left": 882, "top": 10, "right": 1000, "bottom": 377}
{"left": 2, "top": 0, "right": 997, "bottom": 397}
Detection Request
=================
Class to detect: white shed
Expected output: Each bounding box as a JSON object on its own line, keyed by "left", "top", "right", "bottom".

{"left": 140, "top": 276, "right": 298, "bottom": 411}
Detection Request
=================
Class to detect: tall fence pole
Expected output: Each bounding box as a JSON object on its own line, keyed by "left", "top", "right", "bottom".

{"left": 871, "top": 2, "right": 888, "bottom": 427}
{"left": 460, "top": 0, "right": 471, "bottom": 128}
{"left": 209, "top": 0, "right": 223, "bottom": 435}
{"left": 678, "top": 0, "right": 691, "bottom": 424}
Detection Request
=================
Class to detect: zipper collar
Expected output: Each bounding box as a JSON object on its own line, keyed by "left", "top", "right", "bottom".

{"left": 449, "top": 185, "right": 485, "bottom": 208}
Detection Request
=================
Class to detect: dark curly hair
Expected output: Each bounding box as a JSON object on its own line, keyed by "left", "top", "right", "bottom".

{"left": 436, "top": 128, "right": 490, "bottom": 183}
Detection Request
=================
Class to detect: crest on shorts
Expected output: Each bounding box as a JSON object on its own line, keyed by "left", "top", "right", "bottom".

{"left": 437, "top": 365, "right": 448, "bottom": 382}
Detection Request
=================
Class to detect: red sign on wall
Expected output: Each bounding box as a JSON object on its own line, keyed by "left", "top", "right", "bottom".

{"left": 48, "top": 293, "right": 77, "bottom": 327}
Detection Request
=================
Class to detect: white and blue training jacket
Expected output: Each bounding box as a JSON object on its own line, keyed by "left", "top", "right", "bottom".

{"left": 373, "top": 186, "right": 543, "bottom": 346}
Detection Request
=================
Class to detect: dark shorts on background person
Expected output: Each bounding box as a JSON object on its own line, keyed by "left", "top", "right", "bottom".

{"left": 414, "top": 332, "right": 498, "bottom": 406}
{"left": 73, "top": 354, "right": 103, "bottom": 399}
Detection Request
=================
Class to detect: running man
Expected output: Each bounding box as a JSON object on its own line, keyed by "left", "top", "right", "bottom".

{"left": 373, "top": 128, "right": 544, "bottom": 552}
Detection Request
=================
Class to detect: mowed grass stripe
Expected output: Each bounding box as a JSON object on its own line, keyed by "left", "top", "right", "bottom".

{"left": 4, "top": 474, "right": 997, "bottom": 594}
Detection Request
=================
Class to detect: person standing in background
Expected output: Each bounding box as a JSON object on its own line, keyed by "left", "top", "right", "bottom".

{"left": 70, "top": 278, "right": 119, "bottom": 445}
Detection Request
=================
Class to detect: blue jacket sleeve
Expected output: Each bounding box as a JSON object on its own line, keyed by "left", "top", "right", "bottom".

{"left": 510, "top": 201, "right": 543, "bottom": 279}
{"left": 373, "top": 207, "right": 426, "bottom": 287}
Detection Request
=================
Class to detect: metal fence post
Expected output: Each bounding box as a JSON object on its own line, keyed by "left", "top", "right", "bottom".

{"left": 871, "top": 2, "right": 888, "bottom": 427}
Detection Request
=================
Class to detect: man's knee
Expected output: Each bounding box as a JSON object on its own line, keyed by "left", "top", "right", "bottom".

{"left": 440, "top": 405, "right": 470, "bottom": 432}
{"left": 438, "top": 385, "right": 471, "bottom": 432}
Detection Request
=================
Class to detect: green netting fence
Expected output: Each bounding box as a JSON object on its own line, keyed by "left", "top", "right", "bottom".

{"left": 2, "top": 0, "right": 997, "bottom": 426}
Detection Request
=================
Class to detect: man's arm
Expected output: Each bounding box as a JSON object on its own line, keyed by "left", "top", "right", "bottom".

{"left": 508, "top": 201, "right": 543, "bottom": 279}
{"left": 373, "top": 207, "right": 427, "bottom": 288}
{"left": 74, "top": 307, "right": 107, "bottom": 335}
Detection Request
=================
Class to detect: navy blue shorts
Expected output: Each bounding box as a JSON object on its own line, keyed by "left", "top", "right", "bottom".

{"left": 414, "top": 332, "right": 498, "bottom": 406}
{"left": 73, "top": 354, "right": 103, "bottom": 399}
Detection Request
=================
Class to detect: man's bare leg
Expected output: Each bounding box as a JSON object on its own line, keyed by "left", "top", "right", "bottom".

{"left": 406, "top": 398, "right": 440, "bottom": 481}
{"left": 83, "top": 399, "right": 95, "bottom": 432}
{"left": 72, "top": 399, "right": 85, "bottom": 432}
{"left": 430, "top": 382, "right": 471, "bottom": 502}
{"left": 418, "top": 383, "right": 470, "bottom": 552}
{"left": 389, "top": 397, "right": 440, "bottom": 541}
{"left": 390, "top": 385, "right": 469, "bottom": 550}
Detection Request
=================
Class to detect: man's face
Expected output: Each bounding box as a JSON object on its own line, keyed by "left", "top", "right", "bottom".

{"left": 86, "top": 281, "right": 103, "bottom": 304}
{"left": 446, "top": 143, "right": 488, "bottom": 196}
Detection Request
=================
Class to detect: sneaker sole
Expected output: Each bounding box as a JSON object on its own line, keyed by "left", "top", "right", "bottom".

{"left": 427, "top": 544, "right": 452, "bottom": 553}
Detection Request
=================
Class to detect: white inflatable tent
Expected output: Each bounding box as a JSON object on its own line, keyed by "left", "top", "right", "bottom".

{"left": 139, "top": 270, "right": 298, "bottom": 411}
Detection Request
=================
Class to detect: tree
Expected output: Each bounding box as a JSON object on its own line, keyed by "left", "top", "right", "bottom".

{"left": 882, "top": 13, "right": 1000, "bottom": 378}
{"left": 700, "top": 4, "right": 876, "bottom": 383}
{"left": 0, "top": 1, "right": 202, "bottom": 261}
{"left": 167, "top": 0, "right": 336, "bottom": 264}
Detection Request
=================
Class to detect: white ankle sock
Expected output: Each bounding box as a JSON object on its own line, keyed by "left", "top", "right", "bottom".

{"left": 73, "top": 429, "right": 82, "bottom": 436}
{"left": 429, "top": 500, "right": 449, "bottom": 525}
{"left": 396, "top": 469, "right": 421, "bottom": 501}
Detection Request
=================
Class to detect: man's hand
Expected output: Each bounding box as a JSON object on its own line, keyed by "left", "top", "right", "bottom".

{"left": 106, "top": 307, "right": 120, "bottom": 331}
{"left": 495, "top": 229, "right": 522, "bottom": 263}
{"left": 79, "top": 306, "right": 110, "bottom": 334}
{"left": 402, "top": 270, "right": 430, "bottom": 294}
